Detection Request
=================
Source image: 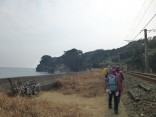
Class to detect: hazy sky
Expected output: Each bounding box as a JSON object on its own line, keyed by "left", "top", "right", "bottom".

{"left": 0, "top": 0, "right": 156, "bottom": 68}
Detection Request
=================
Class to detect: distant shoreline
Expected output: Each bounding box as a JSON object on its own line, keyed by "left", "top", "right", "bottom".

{"left": 0, "top": 67, "right": 52, "bottom": 79}
{"left": 0, "top": 74, "right": 52, "bottom": 79}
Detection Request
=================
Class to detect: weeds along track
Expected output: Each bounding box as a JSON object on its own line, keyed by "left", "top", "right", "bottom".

{"left": 124, "top": 71, "right": 156, "bottom": 83}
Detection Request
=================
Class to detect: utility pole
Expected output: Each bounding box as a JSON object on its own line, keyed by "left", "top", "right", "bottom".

{"left": 144, "top": 29, "right": 149, "bottom": 73}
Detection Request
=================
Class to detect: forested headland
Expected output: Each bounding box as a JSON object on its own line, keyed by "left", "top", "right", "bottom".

{"left": 36, "top": 36, "right": 156, "bottom": 73}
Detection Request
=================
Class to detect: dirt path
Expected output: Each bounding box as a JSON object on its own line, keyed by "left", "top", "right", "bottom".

{"left": 36, "top": 91, "right": 128, "bottom": 117}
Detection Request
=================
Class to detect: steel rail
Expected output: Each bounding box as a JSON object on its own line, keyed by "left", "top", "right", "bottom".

{"left": 124, "top": 71, "right": 156, "bottom": 83}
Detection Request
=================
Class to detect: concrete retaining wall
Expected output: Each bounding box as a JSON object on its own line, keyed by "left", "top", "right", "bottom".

{"left": 0, "top": 74, "right": 64, "bottom": 92}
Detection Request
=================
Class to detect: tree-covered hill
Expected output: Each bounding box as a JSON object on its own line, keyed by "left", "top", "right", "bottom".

{"left": 36, "top": 36, "right": 156, "bottom": 73}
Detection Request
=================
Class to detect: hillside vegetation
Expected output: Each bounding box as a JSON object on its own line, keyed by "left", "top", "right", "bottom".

{"left": 36, "top": 36, "right": 156, "bottom": 73}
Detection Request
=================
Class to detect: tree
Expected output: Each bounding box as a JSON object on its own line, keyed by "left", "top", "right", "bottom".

{"left": 62, "top": 48, "right": 85, "bottom": 72}
{"left": 36, "top": 55, "right": 55, "bottom": 72}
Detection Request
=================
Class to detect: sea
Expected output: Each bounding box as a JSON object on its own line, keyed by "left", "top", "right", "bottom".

{"left": 0, "top": 67, "right": 51, "bottom": 79}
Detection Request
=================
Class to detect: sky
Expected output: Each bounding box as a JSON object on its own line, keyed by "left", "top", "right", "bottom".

{"left": 0, "top": 0, "right": 156, "bottom": 68}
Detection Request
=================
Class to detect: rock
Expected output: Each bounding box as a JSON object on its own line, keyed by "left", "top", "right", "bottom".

{"left": 141, "top": 113, "right": 144, "bottom": 116}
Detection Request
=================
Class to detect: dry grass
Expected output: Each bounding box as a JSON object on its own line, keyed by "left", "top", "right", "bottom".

{"left": 0, "top": 92, "right": 92, "bottom": 117}
{"left": 0, "top": 69, "right": 105, "bottom": 117}
{"left": 56, "top": 70, "right": 105, "bottom": 97}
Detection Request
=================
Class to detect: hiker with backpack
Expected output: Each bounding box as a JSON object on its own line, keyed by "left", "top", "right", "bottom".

{"left": 105, "top": 68, "right": 119, "bottom": 114}
{"left": 103, "top": 67, "right": 109, "bottom": 89}
{"left": 115, "top": 66, "right": 124, "bottom": 104}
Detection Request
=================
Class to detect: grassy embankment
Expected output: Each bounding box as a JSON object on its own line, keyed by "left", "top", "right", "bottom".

{"left": 0, "top": 70, "right": 105, "bottom": 117}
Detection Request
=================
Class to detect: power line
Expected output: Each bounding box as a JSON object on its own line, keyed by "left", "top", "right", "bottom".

{"left": 126, "top": 0, "right": 147, "bottom": 39}
{"left": 129, "top": 0, "right": 154, "bottom": 40}
{"left": 142, "top": 14, "right": 156, "bottom": 30}
{"left": 139, "top": 0, "right": 154, "bottom": 22}
{"left": 132, "top": 30, "right": 143, "bottom": 41}
{"left": 131, "top": 13, "right": 156, "bottom": 41}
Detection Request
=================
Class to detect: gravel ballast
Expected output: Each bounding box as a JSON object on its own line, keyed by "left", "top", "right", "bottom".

{"left": 122, "top": 74, "right": 156, "bottom": 117}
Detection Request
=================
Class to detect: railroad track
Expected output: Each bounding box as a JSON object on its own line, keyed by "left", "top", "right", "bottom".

{"left": 124, "top": 71, "right": 156, "bottom": 83}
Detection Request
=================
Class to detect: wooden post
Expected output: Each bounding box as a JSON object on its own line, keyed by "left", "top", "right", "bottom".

{"left": 144, "top": 29, "right": 149, "bottom": 73}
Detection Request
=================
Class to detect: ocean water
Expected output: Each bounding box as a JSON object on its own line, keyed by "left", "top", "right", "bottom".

{"left": 0, "top": 67, "right": 51, "bottom": 79}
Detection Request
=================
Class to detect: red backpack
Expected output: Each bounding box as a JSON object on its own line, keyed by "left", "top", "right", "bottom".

{"left": 116, "top": 71, "right": 124, "bottom": 92}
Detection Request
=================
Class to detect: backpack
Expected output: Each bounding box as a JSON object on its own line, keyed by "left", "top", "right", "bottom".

{"left": 103, "top": 68, "right": 109, "bottom": 76}
{"left": 116, "top": 71, "right": 124, "bottom": 92}
{"left": 108, "top": 74, "right": 118, "bottom": 91}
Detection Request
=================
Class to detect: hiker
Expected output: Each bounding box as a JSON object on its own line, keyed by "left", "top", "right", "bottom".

{"left": 106, "top": 68, "right": 119, "bottom": 114}
{"left": 104, "top": 67, "right": 113, "bottom": 91}
{"left": 115, "top": 66, "right": 124, "bottom": 104}
{"left": 103, "top": 67, "right": 109, "bottom": 90}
